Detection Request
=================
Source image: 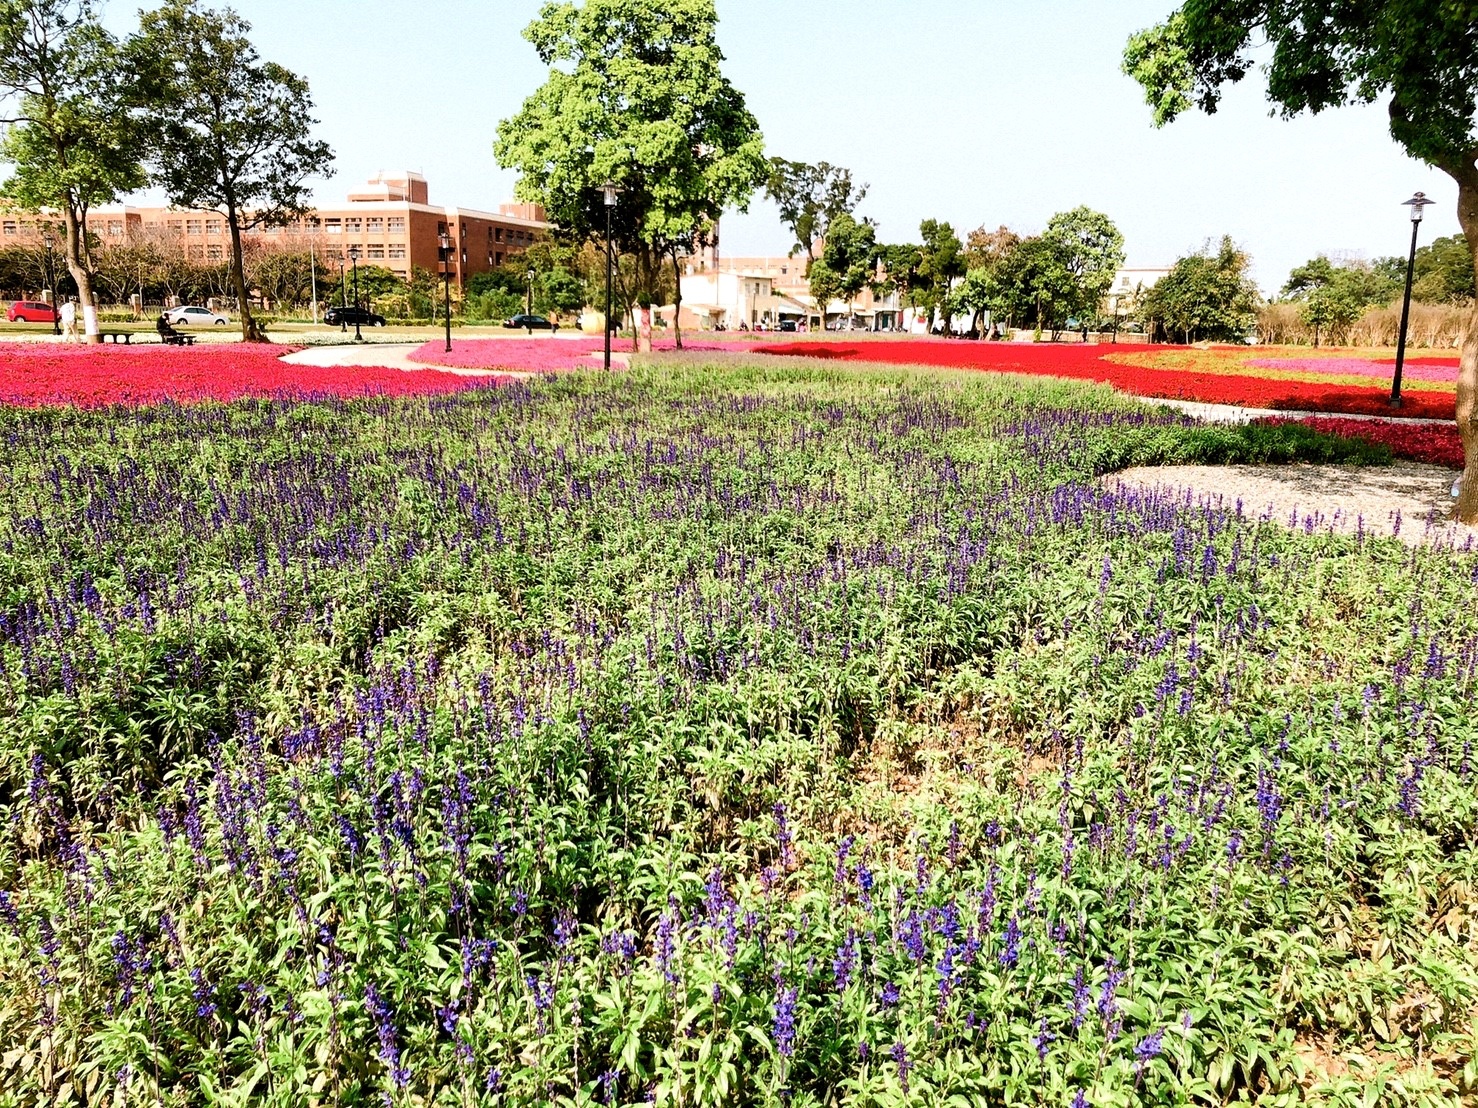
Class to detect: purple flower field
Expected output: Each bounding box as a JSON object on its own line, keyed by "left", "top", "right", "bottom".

{"left": 0, "top": 363, "right": 1473, "bottom": 1105}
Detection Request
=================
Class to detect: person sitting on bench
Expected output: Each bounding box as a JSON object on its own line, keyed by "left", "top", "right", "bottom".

{"left": 156, "top": 312, "right": 189, "bottom": 345}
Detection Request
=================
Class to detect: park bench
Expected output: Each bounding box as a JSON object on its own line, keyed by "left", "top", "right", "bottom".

{"left": 99, "top": 331, "right": 133, "bottom": 344}
{"left": 154, "top": 320, "right": 196, "bottom": 346}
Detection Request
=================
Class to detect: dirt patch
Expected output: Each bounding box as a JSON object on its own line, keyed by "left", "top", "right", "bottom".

{"left": 1102, "top": 462, "right": 1474, "bottom": 548}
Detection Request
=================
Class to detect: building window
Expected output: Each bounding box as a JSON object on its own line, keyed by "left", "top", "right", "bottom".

{"left": 169, "top": 221, "right": 183, "bottom": 234}
{"left": 189, "top": 245, "right": 205, "bottom": 259}
{"left": 324, "top": 218, "right": 341, "bottom": 234}
{"left": 206, "top": 245, "right": 223, "bottom": 260}
{"left": 186, "top": 219, "right": 203, "bottom": 234}
{"left": 345, "top": 217, "right": 362, "bottom": 234}
{"left": 1, "top": 221, "right": 15, "bottom": 235}
{"left": 107, "top": 220, "right": 124, "bottom": 237}
{"left": 494, "top": 228, "right": 504, "bottom": 243}
{"left": 366, "top": 217, "right": 383, "bottom": 233}
{"left": 367, "top": 244, "right": 384, "bottom": 259}
{"left": 206, "top": 220, "right": 222, "bottom": 235}
{"left": 495, "top": 252, "right": 503, "bottom": 267}
{"left": 387, "top": 217, "right": 405, "bottom": 233}
{"left": 388, "top": 244, "right": 406, "bottom": 259}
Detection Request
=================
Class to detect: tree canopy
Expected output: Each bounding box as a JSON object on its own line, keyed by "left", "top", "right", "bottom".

{"left": 765, "top": 160, "right": 867, "bottom": 262}
{"left": 1141, "top": 236, "right": 1260, "bottom": 343}
{"left": 494, "top": 0, "right": 766, "bottom": 349}
{"left": 130, "top": 0, "right": 333, "bottom": 342}
{"left": 0, "top": 0, "right": 145, "bottom": 340}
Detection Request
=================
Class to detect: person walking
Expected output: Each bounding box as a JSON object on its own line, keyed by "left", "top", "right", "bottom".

{"left": 59, "top": 298, "right": 78, "bottom": 342}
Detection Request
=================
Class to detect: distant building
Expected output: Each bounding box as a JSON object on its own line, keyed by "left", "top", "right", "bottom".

{"left": 681, "top": 232, "right": 900, "bottom": 330}
{"left": 0, "top": 172, "right": 550, "bottom": 291}
{"left": 1106, "top": 266, "right": 1171, "bottom": 321}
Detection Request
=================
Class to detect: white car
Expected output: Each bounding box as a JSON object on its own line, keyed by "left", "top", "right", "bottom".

{"left": 165, "top": 305, "right": 230, "bottom": 326}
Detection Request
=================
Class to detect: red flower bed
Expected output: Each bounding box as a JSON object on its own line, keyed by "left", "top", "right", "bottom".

{"left": 755, "top": 340, "right": 1458, "bottom": 419}
{"left": 1260, "top": 416, "right": 1463, "bottom": 469}
{"left": 0, "top": 345, "right": 504, "bottom": 408}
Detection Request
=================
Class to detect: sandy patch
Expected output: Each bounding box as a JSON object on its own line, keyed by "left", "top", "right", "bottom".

{"left": 1103, "top": 462, "right": 1474, "bottom": 549}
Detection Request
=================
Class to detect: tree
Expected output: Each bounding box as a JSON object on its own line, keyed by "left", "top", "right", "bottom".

{"left": 987, "top": 234, "right": 1075, "bottom": 337}
{"left": 129, "top": 0, "right": 333, "bottom": 343}
{"left": 1042, "top": 206, "right": 1125, "bottom": 329}
{"left": 0, "top": 0, "right": 145, "bottom": 342}
{"left": 765, "top": 159, "right": 867, "bottom": 262}
{"left": 1374, "top": 234, "right": 1478, "bottom": 304}
{"left": 1122, "top": 2, "right": 1478, "bottom": 519}
{"left": 1140, "top": 236, "right": 1259, "bottom": 343}
{"left": 915, "top": 219, "right": 965, "bottom": 335}
{"left": 495, "top": 0, "right": 767, "bottom": 353}
{"left": 956, "top": 225, "right": 1022, "bottom": 336}
{"left": 817, "top": 213, "right": 876, "bottom": 328}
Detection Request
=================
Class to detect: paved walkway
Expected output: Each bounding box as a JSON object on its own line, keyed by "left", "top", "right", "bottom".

{"left": 280, "top": 343, "right": 529, "bottom": 379}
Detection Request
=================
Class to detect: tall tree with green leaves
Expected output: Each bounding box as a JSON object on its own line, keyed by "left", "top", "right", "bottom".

{"left": 1042, "top": 206, "right": 1125, "bottom": 329}
{"left": 1141, "top": 236, "right": 1259, "bottom": 343}
{"left": 1122, "top": 2, "right": 1478, "bottom": 518}
{"left": 765, "top": 159, "right": 867, "bottom": 263}
{"left": 495, "top": 0, "right": 766, "bottom": 352}
{"left": 816, "top": 213, "right": 877, "bottom": 329}
{"left": 915, "top": 219, "right": 965, "bottom": 335}
{"left": 0, "top": 0, "right": 145, "bottom": 342}
{"left": 129, "top": 0, "right": 333, "bottom": 343}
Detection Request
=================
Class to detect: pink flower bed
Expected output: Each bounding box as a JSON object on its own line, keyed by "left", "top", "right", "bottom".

{"left": 1248, "top": 357, "right": 1458, "bottom": 385}
{"left": 409, "top": 337, "right": 726, "bottom": 371}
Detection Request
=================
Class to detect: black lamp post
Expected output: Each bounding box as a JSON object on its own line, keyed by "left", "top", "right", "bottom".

{"left": 339, "top": 260, "right": 347, "bottom": 331}
{"left": 599, "top": 180, "right": 621, "bottom": 370}
{"left": 525, "top": 264, "right": 536, "bottom": 333}
{"left": 1391, "top": 190, "right": 1435, "bottom": 406}
{"left": 40, "top": 230, "right": 59, "bottom": 337}
{"left": 438, "top": 230, "right": 453, "bottom": 353}
{"left": 347, "top": 244, "right": 363, "bottom": 342}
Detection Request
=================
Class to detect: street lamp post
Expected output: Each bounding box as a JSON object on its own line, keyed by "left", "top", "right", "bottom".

{"left": 1391, "top": 191, "right": 1435, "bottom": 406}
{"left": 40, "top": 230, "right": 59, "bottom": 337}
{"left": 599, "top": 181, "right": 621, "bottom": 370}
{"left": 347, "top": 244, "right": 363, "bottom": 342}
{"left": 339, "top": 261, "right": 347, "bottom": 332}
{"left": 438, "top": 231, "right": 453, "bottom": 354}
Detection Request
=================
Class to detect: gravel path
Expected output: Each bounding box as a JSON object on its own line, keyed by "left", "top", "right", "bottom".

{"left": 1104, "top": 462, "right": 1473, "bottom": 549}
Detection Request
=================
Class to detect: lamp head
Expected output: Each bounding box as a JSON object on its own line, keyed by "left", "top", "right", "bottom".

{"left": 347, "top": 244, "right": 361, "bottom": 261}
{"left": 599, "top": 180, "right": 622, "bottom": 207}
{"left": 438, "top": 231, "right": 451, "bottom": 251}
{"left": 1404, "top": 191, "right": 1434, "bottom": 223}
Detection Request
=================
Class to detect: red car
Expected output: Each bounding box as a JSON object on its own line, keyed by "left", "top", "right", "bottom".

{"left": 7, "top": 300, "right": 57, "bottom": 323}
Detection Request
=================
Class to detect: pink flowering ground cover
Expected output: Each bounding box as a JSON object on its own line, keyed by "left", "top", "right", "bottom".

{"left": 409, "top": 337, "right": 726, "bottom": 371}
{"left": 1248, "top": 357, "right": 1458, "bottom": 385}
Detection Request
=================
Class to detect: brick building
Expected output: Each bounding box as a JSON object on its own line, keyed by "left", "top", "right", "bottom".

{"left": 1, "top": 172, "right": 549, "bottom": 291}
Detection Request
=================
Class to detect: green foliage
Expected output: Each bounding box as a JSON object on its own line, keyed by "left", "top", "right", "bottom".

{"left": 0, "top": 0, "right": 147, "bottom": 321}
{"left": 764, "top": 158, "right": 867, "bottom": 261}
{"left": 1042, "top": 205, "right": 1125, "bottom": 325}
{"left": 0, "top": 363, "right": 1474, "bottom": 1107}
{"left": 494, "top": 0, "right": 766, "bottom": 309}
{"left": 1142, "top": 235, "right": 1260, "bottom": 342}
{"left": 1374, "top": 235, "right": 1478, "bottom": 305}
{"left": 129, "top": 0, "right": 334, "bottom": 341}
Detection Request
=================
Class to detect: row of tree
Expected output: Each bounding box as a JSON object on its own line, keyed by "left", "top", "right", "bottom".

{"left": 0, "top": 0, "right": 332, "bottom": 341}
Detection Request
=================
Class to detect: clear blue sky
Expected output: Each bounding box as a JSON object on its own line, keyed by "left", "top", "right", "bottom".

{"left": 107, "top": 0, "right": 1464, "bottom": 293}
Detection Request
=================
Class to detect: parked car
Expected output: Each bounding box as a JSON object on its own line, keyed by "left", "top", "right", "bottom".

{"left": 503, "top": 314, "right": 557, "bottom": 331}
{"left": 164, "top": 305, "right": 230, "bottom": 326}
{"left": 323, "top": 306, "right": 387, "bottom": 328}
{"left": 6, "top": 300, "right": 57, "bottom": 323}
{"left": 777, "top": 319, "right": 798, "bottom": 333}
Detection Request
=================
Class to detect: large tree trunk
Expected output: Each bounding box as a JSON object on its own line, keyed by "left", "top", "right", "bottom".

{"left": 227, "top": 204, "right": 263, "bottom": 343}
{"left": 61, "top": 206, "right": 100, "bottom": 344}
{"left": 1454, "top": 165, "right": 1478, "bottom": 523}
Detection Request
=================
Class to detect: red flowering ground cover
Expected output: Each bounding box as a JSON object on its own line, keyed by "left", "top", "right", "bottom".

{"left": 756, "top": 340, "right": 1458, "bottom": 419}
{"left": 0, "top": 344, "right": 502, "bottom": 407}
{"left": 1261, "top": 416, "right": 1463, "bottom": 469}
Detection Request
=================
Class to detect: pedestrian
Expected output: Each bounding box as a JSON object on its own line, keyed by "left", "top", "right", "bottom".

{"left": 59, "top": 298, "right": 78, "bottom": 342}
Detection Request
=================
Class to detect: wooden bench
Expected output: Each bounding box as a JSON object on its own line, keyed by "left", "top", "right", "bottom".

{"left": 99, "top": 331, "right": 133, "bottom": 344}
{"left": 155, "top": 329, "right": 196, "bottom": 346}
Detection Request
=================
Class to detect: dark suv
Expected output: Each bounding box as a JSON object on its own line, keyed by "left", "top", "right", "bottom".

{"left": 324, "top": 306, "right": 386, "bottom": 328}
